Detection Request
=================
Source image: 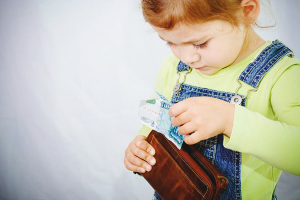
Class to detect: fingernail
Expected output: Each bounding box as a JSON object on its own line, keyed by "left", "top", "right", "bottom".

{"left": 140, "top": 168, "right": 145, "bottom": 173}
{"left": 146, "top": 165, "right": 151, "bottom": 171}
{"left": 150, "top": 158, "right": 156, "bottom": 165}
{"left": 150, "top": 150, "right": 155, "bottom": 155}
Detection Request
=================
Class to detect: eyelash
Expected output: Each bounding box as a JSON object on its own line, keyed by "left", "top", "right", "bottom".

{"left": 165, "top": 41, "right": 208, "bottom": 49}
{"left": 193, "top": 41, "right": 208, "bottom": 49}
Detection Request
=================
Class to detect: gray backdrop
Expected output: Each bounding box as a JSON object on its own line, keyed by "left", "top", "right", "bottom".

{"left": 0, "top": 0, "right": 299, "bottom": 200}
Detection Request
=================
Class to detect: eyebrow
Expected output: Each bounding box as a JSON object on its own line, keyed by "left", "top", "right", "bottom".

{"left": 158, "top": 35, "right": 208, "bottom": 45}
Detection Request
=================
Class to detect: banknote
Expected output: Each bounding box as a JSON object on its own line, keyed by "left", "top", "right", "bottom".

{"left": 138, "top": 98, "right": 161, "bottom": 129}
{"left": 138, "top": 92, "right": 184, "bottom": 149}
{"left": 156, "top": 100, "right": 184, "bottom": 149}
{"left": 167, "top": 126, "right": 184, "bottom": 149}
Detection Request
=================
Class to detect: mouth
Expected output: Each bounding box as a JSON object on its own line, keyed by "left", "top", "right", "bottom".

{"left": 193, "top": 66, "right": 207, "bottom": 71}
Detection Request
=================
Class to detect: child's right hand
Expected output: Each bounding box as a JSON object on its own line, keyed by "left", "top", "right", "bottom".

{"left": 124, "top": 135, "right": 156, "bottom": 173}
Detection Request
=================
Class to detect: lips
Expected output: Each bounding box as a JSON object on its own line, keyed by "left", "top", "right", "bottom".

{"left": 193, "top": 66, "right": 207, "bottom": 71}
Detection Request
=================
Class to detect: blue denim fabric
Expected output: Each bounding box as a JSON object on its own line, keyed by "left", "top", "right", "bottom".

{"left": 153, "top": 191, "right": 163, "bottom": 200}
{"left": 171, "top": 84, "right": 246, "bottom": 107}
{"left": 153, "top": 41, "right": 292, "bottom": 200}
{"left": 239, "top": 40, "right": 293, "bottom": 88}
{"left": 172, "top": 85, "right": 243, "bottom": 200}
{"left": 177, "top": 60, "right": 190, "bottom": 72}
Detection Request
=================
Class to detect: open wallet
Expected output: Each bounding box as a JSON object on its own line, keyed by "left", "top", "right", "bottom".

{"left": 141, "top": 130, "right": 228, "bottom": 200}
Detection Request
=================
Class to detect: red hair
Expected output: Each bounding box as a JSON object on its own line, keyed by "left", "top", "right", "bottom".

{"left": 141, "top": 0, "right": 244, "bottom": 29}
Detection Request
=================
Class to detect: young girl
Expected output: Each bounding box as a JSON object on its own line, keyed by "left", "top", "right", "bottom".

{"left": 124, "top": 0, "right": 300, "bottom": 199}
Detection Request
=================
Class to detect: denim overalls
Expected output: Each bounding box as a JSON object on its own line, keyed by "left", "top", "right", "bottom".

{"left": 153, "top": 40, "right": 293, "bottom": 200}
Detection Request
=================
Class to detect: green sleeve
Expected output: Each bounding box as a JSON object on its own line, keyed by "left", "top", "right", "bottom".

{"left": 138, "top": 125, "right": 152, "bottom": 137}
{"left": 224, "top": 65, "right": 300, "bottom": 176}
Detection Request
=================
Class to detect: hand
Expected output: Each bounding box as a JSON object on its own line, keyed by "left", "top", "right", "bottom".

{"left": 124, "top": 135, "right": 156, "bottom": 173}
{"left": 169, "top": 97, "right": 235, "bottom": 145}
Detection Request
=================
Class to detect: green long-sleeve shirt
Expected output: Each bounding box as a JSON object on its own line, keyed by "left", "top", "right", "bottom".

{"left": 139, "top": 41, "right": 300, "bottom": 199}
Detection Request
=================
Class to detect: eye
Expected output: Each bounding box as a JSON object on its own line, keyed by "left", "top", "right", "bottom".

{"left": 193, "top": 41, "right": 208, "bottom": 49}
{"left": 166, "top": 42, "right": 173, "bottom": 47}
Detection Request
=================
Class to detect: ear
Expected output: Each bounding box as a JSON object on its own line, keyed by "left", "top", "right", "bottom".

{"left": 241, "top": 0, "right": 260, "bottom": 24}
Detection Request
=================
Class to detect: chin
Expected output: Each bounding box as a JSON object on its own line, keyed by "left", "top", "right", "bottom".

{"left": 196, "top": 68, "right": 217, "bottom": 75}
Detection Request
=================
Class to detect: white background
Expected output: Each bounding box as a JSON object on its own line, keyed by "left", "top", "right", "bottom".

{"left": 0, "top": 0, "right": 299, "bottom": 199}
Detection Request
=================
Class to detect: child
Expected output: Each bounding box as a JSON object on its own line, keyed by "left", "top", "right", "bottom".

{"left": 124, "top": 0, "right": 300, "bottom": 199}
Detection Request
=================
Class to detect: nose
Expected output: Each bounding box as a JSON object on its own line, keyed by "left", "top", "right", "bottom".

{"left": 178, "top": 46, "right": 200, "bottom": 65}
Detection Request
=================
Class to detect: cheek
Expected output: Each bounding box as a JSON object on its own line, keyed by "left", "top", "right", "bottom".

{"left": 205, "top": 43, "right": 238, "bottom": 66}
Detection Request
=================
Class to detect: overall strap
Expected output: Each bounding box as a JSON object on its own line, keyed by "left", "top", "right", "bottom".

{"left": 177, "top": 60, "right": 190, "bottom": 72}
{"left": 238, "top": 40, "right": 294, "bottom": 88}
{"left": 177, "top": 40, "right": 294, "bottom": 89}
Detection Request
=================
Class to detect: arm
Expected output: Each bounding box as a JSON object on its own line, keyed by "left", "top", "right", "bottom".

{"left": 224, "top": 64, "right": 300, "bottom": 176}
{"left": 169, "top": 63, "right": 300, "bottom": 176}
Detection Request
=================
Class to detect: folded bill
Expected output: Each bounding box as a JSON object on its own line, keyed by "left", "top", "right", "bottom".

{"left": 138, "top": 98, "right": 161, "bottom": 129}
{"left": 138, "top": 92, "right": 184, "bottom": 149}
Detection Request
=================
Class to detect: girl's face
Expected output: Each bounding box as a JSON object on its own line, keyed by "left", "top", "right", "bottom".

{"left": 152, "top": 21, "right": 248, "bottom": 75}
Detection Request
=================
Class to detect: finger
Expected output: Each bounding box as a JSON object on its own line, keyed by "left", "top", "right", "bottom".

{"left": 184, "top": 133, "right": 201, "bottom": 145}
{"left": 132, "top": 141, "right": 156, "bottom": 165}
{"left": 169, "top": 101, "right": 189, "bottom": 117}
{"left": 124, "top": 156, "right": 146, "bottom": 173}
{"left": 171, "top": 111, "right": 192, "bottom": 127}
{"left": 125, "top": 151, "right": 153, "bottom": 172}
{"left": 183, "top": 130, "right": 211, "bottom": 145}
{"left": 135, "top": 138, "right": 155, "bottom": 156}
{"left": 177, "top": 121, "right": 196, "bottom": 135}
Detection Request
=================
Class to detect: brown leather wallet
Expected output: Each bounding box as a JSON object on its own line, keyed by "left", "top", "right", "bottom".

{"left": 141, "top": 130, "right": 228, "bottom": 200}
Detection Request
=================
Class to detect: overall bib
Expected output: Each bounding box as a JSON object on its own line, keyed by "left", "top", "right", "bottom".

{"left": 153, "top": 40, "right": 293, "bottom": 200}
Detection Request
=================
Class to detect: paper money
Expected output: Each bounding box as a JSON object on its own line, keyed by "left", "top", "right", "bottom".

{"left": 167, "top": 126, "right": 184, "bottom": 149}
{"left": 138, "top": 99, "right": 161, "bottom": 129}
{"left": 138, "top": 92, "right": 184, "bottom": 149}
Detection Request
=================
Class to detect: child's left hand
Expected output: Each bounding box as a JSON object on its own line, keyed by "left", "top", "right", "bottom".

{"left": 169, "top": 97, "right": 235, "bottom": 145}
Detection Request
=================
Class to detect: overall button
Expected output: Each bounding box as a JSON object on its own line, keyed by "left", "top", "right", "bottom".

{"left": 230, "top": 95, "right": 242, "bottom": 105}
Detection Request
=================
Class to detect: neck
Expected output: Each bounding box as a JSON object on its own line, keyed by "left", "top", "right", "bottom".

{"left": 233, "top": 26, "right": 265, "bottom": 65}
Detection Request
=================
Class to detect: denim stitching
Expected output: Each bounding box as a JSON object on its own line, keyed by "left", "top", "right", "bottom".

{"left": 249, "top": 48, "right": 292, "bottom": 87}
{"left": 239, "top": 42, "right": 276, "bottom": 85}
{"left": 171, "top": 84, "right": 246, "bottom": 106}
{"left": 239, "top": 41, "right": 293, "bottom": 88}
{"left": 248, "top": 46, "right": 289, "bottom": 87}
{"left": 235, "top": 151, "right": 242, "bottom": 200}
{"left": 239, "top": 41, "right": 280, "bottom": 83}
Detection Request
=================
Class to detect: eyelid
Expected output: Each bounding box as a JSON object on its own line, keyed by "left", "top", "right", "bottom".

{"left": 165, "top": 39, "right": 209, "bottom": 48}
{"left": 193, "top": 40, "right": 209, "bottom": 49}
{"left": 195, "top": 40, "right": 207, "bottom": 46}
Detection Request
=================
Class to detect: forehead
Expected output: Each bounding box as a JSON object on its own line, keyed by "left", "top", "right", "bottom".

{"left": 152, "top": 21, "right": 228, "bottom": 44}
